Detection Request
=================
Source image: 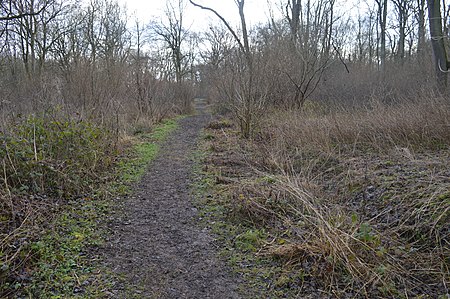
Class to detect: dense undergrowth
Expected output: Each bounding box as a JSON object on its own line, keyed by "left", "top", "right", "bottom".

{"left": 197, "top": 98, "right": 450, "bottom": 298}
{"left": 0, "top": 113, "right": 180, "bottom": 298}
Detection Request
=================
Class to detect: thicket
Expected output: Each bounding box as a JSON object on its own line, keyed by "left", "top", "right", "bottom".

{"left": 0, "top": 0, "right": 195, "bottom": 296}
{"left": 193, "top": 0, "right": 450, "bottom": 297}
{"left": 0, "top": 115, "right": 112, "bottom": 294}
{"left": 201, "top": 96, "right": 449, "bottom": 297}
{"left": 1, "top": 116, "right": 113, "bottom": 198}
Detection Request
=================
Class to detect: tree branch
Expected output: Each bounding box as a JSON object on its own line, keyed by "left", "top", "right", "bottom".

{"left": 0, "top": 4, "right": 47, "bottom": 21}
{"left": 188, "top": 0, "right": 246, "bottom": 55}
{"left": 332, "top": 44, "right": 350, "bottom": 73}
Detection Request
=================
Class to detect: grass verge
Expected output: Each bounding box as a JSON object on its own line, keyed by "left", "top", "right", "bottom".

{"left": 192, "top": 123, "right": 302, "bottom": 298}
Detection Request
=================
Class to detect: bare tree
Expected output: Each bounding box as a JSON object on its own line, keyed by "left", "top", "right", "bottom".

{"left": 4, "top": 0, "right": 63, "bottom": 77}
{"left": 375, "top": 0, "right": 388, "bottom": 70}
{"left": 189, "top": 0, "right": 251, "bottom": 63}
{"left": 415, "top": 0, "right": 427, "bottom": 62}
{"left": 392, "top": 0, "right": 412, "bottom": 62}
{"left": 278, "top": 0, "right": 335, "bottom": 108}
{"left": 153, "top": 0, "right": 189, "bottom": 83}
{"left": 285, "top": 0, "right": 301, "bottom": 42}
{"left": 131, "top": 20, "right": 148, "bottom": 116}
{"left": 200, "top": 24, "right": 233, "bottom": 68}
{"left": 190, "top": 0, "right": 262, "bottom": 138}
{"left": 0, "top": 0, "right": 49, "bottom": 21}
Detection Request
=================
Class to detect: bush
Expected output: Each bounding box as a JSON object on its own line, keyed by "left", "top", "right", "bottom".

{"left": 0, "top": 115, "right": 115, "bottom": 199}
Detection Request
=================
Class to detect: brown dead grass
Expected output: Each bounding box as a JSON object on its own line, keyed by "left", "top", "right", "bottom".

{"left": 260, "top": 97, "right": 450, "bottom": 156}
{"left": 203, "top": 97, "right": 450, "bottom": 298}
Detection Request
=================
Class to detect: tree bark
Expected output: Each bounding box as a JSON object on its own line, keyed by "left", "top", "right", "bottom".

{"left": 379, "top": 0, "right": 388, "bottom": 71}
{"left": 286, "top": 0, "right": 301, "bottom": 42}
{"left": 428, "top": 0, "right": 448, "bottom": 91}
{"left": 392, "top": 0, "right": 408, "bottom": 62}
{"left": 417, "top": 0, "right": 426, "bottom": 62}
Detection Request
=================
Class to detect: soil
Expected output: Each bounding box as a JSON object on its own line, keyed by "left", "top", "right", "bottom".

{"left": 102, "top": 100, "right": 242, "bottom": 299}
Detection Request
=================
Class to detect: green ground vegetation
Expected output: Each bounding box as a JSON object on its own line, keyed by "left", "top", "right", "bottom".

{"left": 0, "top": 115, "right": 180, "bottom": 298}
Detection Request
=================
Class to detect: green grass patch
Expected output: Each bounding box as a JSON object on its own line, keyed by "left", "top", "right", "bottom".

{"left": 115, "top": 143, "right": 158, "bottom": 189}
{"left": 144, "top": 118, "right": 180, "bottom": 141}
{"left": 113, "top": 117, "right": 181, "bottom": 194}
{"left": 20, "top": 199, "right": 110, "bottom": 298}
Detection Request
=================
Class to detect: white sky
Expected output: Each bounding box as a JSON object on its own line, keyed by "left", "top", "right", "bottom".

{"left": 118, "top": 0, "right": 361, "bottom": 32}
{"left": 119, "top": 0, "right": 279, "bottom": 31}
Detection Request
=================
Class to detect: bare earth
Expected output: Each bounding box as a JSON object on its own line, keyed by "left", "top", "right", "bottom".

{"left": 102, "top": 101, "right": 241, "bottom": 298}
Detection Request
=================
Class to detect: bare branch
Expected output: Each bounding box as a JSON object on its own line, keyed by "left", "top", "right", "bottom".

{"left": 438, "top": 59, "right": 450, "bottom": 73}
{"left": 0, "top": 2, "right": 48, "bottom": 21}
{"left": 332, "top": 44, "right": 350, "bottom": 74}
{"left": 188, "top": 0, "right": 246, "bottom": 55}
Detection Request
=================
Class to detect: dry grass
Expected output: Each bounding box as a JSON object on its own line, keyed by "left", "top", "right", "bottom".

{"left": 259, "top": 97, "right": 450, "bottom": 156}
{"left": 204, "top": 96, "right": 450, "bottom": 297}
{"left": 265, "top": 173, "right": 449, "bottom": 297}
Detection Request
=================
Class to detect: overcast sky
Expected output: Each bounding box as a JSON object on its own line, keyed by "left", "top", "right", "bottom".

{"left": 118, "top": 0, "right": 280, "bottom": 31}
{"left": 117, "top": 0, "right": 362, "bottom": 33}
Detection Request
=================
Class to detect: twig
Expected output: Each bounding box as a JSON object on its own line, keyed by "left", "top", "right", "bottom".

{"left": 33, "top": 122, "right": 38, "bottom": 162}
{"left": 333, "top": 44, "right": 350, "bottom": 74}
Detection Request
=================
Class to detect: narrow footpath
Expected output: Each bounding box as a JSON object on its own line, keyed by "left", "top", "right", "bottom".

{"left": 102, "top": 99, "right": 241, "bottom": 299}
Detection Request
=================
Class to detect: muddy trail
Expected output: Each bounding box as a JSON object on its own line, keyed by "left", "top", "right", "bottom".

{"left": 102, "top": 100, "right": 241, "bottom": 298}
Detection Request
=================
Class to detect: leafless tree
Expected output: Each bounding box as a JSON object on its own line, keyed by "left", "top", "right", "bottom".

{"left": 1, "top": 0, "right": 65, "bottom": 77}
{"left": 391, "top": 0, "right": 412, "bottom": 62}
{"left": 190, "top": 0, "right": 263, "bottom": 138}
{"left": 415, "top": 0, "right": 427, "bottom": 62}
{"left": 0, "top": 0, "right": 49, "bottom": 21}
{"left": 375, "top": 0, "right": 388, "bottom": 70}
{"left": 278, "top": 0, "right": 336, "bottom": 108}
{"left": 285, "top": 0, "right": 301, "bottom": 42}
{"left": 153, "top": 0, "right": 189, "bottom": 83}
{"left": 199, "top": 24, "right": 233, "bottom": 69}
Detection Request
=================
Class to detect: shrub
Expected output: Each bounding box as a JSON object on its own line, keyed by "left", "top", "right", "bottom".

{"left": 0, "top": 115, "right": 115, "bottom": 199}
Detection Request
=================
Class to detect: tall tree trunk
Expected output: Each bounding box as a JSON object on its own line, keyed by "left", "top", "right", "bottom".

{"left": 380, "top": 0, "right": 387, "bottom": 71}
{"left": 398, "top": 6, "right": 405, "bottom": 61}
{"left": 428, "top": 0, "right": 448, "bottom": 91}
{"left": 237, "top": 0, "right": 250, "bottom": 63}
{"left": 287, "top": 0, "right": 301, "bottom": 42}
{"left": 376, "top": 0, "right": 388, "bottom": 71}
{"left": 417, "top": 0, "right": 426, "bottom": 62}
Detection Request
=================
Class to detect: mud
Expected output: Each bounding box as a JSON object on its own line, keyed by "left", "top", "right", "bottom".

{"left": 102, "top": 100, "right": 241, "bottom": 298}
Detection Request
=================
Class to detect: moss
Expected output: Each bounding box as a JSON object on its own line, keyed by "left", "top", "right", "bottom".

{"left": 235, "top": 229, "right": 267, "bottom": 252}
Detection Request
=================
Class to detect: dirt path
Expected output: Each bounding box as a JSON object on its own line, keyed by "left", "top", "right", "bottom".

{"left": 102, "top": 100, "right": 241, "bottom": 298}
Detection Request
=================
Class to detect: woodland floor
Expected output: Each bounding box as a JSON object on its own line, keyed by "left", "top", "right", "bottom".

{"left": 101, "top": 99, "right": 242, "bottom": 298}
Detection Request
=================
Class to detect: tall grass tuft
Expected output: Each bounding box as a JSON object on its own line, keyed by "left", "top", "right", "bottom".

{"left": 259, "top": 97, "right": 450, "bottom": 158}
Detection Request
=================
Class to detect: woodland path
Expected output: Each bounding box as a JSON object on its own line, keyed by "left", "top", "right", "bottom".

{"left": 102, "top": 99, "right": 241, "bottom": 299}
